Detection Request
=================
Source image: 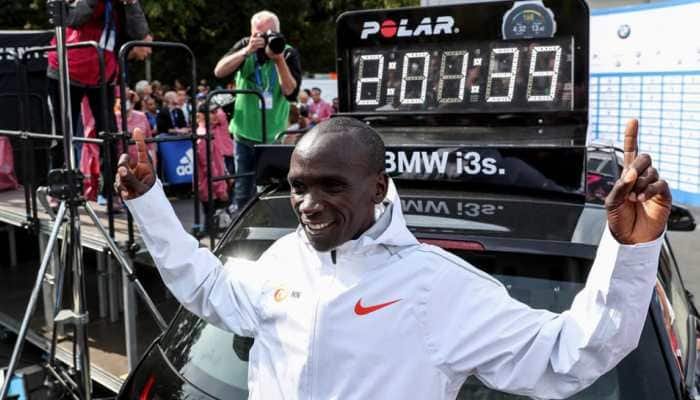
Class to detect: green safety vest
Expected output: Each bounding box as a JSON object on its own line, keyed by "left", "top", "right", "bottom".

{"left": 230, "top": 47, "right": 292, "bottom": 143}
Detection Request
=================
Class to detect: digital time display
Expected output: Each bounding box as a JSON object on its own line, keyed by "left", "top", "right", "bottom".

{"left": 350, "top": 37, "right": 573, "bottom": 113}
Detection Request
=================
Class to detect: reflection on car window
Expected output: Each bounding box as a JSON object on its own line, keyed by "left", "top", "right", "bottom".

{"left": 161, "top": 310, "right": 249, "bottom": 400}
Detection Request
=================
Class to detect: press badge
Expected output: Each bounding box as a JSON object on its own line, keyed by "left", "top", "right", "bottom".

{"left": 262, "top": 91, "right": 273, "bottom": 110}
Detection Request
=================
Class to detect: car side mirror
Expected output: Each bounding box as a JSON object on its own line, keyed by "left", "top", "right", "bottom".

{"left": 668, "top": 204, "right": 696, "bottom": 232}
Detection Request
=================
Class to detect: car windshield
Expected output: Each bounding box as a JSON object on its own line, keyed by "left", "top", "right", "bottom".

{"left": 159, "top": 195, "right": 674, "bottom": 400}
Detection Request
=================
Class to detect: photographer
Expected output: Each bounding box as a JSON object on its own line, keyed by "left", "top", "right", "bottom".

{"left": 214, "top": 10, "right": 302, "bottom": 211}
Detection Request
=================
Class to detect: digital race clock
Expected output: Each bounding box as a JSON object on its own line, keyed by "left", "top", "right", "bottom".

{"left": 336, "top": 1, "right": 589, "bottom": 120}
{"left": 331, "top": 1, "right": 591, "bottom": 197}
{"left": 351, "top": 37, "right": 572, "bottom": 113}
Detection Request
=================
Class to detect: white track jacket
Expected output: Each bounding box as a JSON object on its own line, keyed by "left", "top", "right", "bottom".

{"left": 127, "top": 180, "right": 662, "bottom": 400}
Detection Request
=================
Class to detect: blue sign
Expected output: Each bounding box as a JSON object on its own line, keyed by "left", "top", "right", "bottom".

{"left": 158, "top": 136, "right": 193, "bottom": 185}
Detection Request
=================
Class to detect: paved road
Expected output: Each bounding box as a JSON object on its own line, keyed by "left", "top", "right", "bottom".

{"left": 667, "top": 205, "right": 700, "bottom": 298}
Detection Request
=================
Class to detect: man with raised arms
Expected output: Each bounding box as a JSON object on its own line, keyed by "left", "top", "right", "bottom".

{"left": 117, "top": 117, "right": 670, "bottom": 399}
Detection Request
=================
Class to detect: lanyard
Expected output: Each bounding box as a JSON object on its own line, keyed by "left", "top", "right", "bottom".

{"left": 253, "top": 53, "right": 277, "bottom": 92}
{"left": 99, "top": 0, "right": 117, "bottom": 51}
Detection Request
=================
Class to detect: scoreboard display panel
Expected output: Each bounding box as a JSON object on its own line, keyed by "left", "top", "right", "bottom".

{"left": 351, "top": 37, "right": 573, "bottom": 113}
{"left": 333, "top": 1, "right": 590, "bottom": 196}
{"left": 336, "top": 1, "right": 588, "bottom": 123}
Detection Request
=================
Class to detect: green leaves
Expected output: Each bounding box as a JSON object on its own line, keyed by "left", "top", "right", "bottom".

{"left": 3, "top": 0, "right": 418, "bottom": 84}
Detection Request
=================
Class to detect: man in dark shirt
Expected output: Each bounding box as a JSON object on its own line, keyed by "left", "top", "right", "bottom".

{"left": 156, "top": 90, "right": 188, "bottom": 135}
{"left": 214, "top": 10, "right": 302, "bottom": 211}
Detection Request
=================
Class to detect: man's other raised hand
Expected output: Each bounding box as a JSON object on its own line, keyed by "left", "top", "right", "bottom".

{"left": 115, "top": 128, "right": 155, "bottom": 200}
{"left": 605, "top": 119, "right": 672, "bottom": 244}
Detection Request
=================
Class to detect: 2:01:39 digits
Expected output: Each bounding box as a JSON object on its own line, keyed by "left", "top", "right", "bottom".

{"left": 351, "top": 39, "right": 572, "bottom": 112}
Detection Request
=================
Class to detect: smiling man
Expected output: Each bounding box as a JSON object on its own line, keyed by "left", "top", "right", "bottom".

{"left": 117, "top": 117, "right": 671, "bottom": 399}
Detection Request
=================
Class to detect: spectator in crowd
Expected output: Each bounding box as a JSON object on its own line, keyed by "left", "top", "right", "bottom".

{"left": 134, "top": 79, "right": 152, "bottom": 110}
{"left": 332, "top": 97, "right": 339, "bottom": 114}
{"left": 208, "top": 104, "right": 235, "bottom": 178}
{"left": 174, "top": 79, "right": 186, "bottom": 92}
{"left": 77, "top": 97, "right": 102, "bottom": 203}
{"left": 298, "top": 88, "right": 310, "bottom": 120}
{"left": 116, "top": 94, "right": 156, "bottom": 167}
{"left": 213, "top": 9, "right": 302, "bottom": 211}
{"left": 195, "top": 104, "right": 229, "bottom": 227}
{"left": 283, "top": 103, "right": 307, "bottom": 145}
{"left": 157, "top": 91, "right": 188, "bottom": 135}
{"left": 46, "top": 0, "right": 151, "bottom": 171}
{"left": 197, "top": 83, "right": 209, "bottom": 98}
{"left": 221, "top": 81, "right": 237, "bottom": 121}
{"left": 151, "top": 80, "right": 163, "bottom": 104}
{"left": 298, "top": 88, "right": 310, "bottom": 106}
{"left": 287, "top": 103, "right": 307, "bottom": 132}
{"left": 160, "top": 84, "right": 171, "bottom": 100}
{"left": 126, "top": 88, "right": 140, "bottom": 113}
{"left": 143, "top": 96, "right": 158, "bottom": 132}
{"left": 309, "top": 87, "right": 334, "bottom": 124}
{"left": 177, "top": 88, "right": 191, "bottom": 124}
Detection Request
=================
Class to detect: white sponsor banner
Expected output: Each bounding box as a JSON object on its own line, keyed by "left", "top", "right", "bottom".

{"left": 590, "top": 0, "right": 700, "bottom": 204}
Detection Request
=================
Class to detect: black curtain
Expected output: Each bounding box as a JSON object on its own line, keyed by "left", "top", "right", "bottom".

{"left": 0, "top": 30, "right": 53, "bottom": 185}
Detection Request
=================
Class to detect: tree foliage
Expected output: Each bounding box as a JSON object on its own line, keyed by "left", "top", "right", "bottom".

{"left": 0, "top": 0, "right": 419, "bottom": 86}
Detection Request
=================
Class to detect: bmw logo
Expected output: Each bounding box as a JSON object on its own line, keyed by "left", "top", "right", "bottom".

{"left": 618, "top": 24, "right": 631, "bottom": 39}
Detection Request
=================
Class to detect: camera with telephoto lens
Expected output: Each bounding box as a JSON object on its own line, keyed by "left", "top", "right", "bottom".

{"left": 255, "top": 30, "right": 286, "bottom": 55}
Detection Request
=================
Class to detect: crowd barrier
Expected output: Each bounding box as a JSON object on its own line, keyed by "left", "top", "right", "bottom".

{"left": 0, "top": 39, "right": 307, "bottom": 252}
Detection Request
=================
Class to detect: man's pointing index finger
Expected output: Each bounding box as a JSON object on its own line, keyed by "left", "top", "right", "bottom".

{"left": 133, "top": 127, "right": 148, "bottom": 164}
{"left": 623, "top": 119, "right": 638, "bottom": 168}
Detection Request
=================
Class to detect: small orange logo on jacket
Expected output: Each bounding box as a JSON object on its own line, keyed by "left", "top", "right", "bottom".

{"left": 274, "top": 288, "right": 289, "bottom": 302}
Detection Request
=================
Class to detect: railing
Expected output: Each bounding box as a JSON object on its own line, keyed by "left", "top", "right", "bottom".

{"left": 0, "top": 39, "right": 307, "bottom": 250}
{"left": 202, "top": 89, "right": 267, "bottom": 248}
{"left": 118, "top": 40, "right": 201, "bottom": 248}
{"left": 0, "top": 41, "right": 113, "bottom": 234}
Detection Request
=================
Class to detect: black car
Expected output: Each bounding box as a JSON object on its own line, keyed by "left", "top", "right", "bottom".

{"left": 118, "top": 145, "right": 699, "bottom": 400}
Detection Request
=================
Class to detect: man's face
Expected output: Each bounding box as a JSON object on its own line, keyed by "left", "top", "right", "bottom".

{"left": 167, "top": 96, "right": 178, "bottom": 110}
{"left": 311, "top": 89, "right": 321, "bottom": 103}
{"left": 176, "top": 91, "right": 186, "bottom": 106}
{"left": 252, "top": 18, "right": 275, "bottom": 35}
{"left": 288, "top": 134, "right": 387, "bottom": 252}
{"left": 145, "top": 97, "right": 156, "bottom": 113}
{"left": 298, "top": 91, "right": 309, "bottom": 103}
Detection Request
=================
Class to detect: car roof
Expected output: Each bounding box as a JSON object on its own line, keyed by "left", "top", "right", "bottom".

{"left": 243, "top": 186, "right": 607, "bottom": 260}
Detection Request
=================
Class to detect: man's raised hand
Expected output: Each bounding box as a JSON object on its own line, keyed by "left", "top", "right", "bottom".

{"left": 605, "top": 119, "right": 672, "bottom": 244}
{"left": 115, "top": 128, "right": 155, "bottom": 200}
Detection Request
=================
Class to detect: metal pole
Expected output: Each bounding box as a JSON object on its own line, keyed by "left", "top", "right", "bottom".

{"left": 145, "top": 58, "right": 152, "bottom": 81}
{"left": 119, "top": 40, "right": 200, "bottom": 245}
{"left": 189, "top": 56, "right": 201, "bottom": 234}
{"left": 7, "top": 226, "right": 17, "bottom": 268}
{"left": 93, "top": 47, "right": 115, "bottom": 238}
{"left": 39, "top": 233, "right": 56, "bottom": 331}
{"left": 69, "top": 207, "right": 91, "bottom": 399}
{"left": 204, "top": 102, "right": 214, "bottom": 248}
{"left": 16, "top": 55, "right": 32, "bottom": 223}
{"left": 54, "top": 4, "right": 75, "bottom": 172}
{"left": 122, "top": 268, "right": 138, "bottom": 370}
{"left": 0, "top": 202, "right": 67, "bottom": 400}
{"left": 84, "top": 202, "right": 167, "bottom": 330}
{"left": 96, "top": 253, "right": 107, "bottom": 319}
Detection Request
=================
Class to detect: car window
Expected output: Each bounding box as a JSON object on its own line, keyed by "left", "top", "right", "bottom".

{"left": 160, "top": 309, "right": 249, "bottom": 400}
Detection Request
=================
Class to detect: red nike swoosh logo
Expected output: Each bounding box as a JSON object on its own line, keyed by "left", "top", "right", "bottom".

{"left": 354, "top": 298, "right": 401, "bottom": 316}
